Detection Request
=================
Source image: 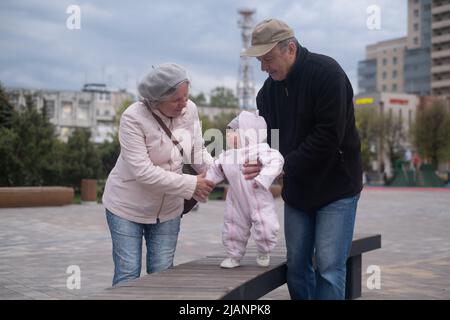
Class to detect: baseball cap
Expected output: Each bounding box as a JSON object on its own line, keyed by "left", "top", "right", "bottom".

{"left": 138, "top": 63, "right": 189, "bottom": 102}
{"left": 240, "top": 19, "right": 295, "bottom": 57}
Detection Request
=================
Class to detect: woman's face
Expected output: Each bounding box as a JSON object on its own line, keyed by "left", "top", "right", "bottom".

{"left": 157, "top": 82, "right": 189, "bottom": 118}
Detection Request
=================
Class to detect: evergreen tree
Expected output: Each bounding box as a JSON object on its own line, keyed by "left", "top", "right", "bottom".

{"left": 63, "top": 128, "right": 102, "bottom": 190}
{"left": 0, "top": 82, "right": 14, "bottom": 128}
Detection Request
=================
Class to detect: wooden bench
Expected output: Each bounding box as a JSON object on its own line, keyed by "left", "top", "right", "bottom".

{"left": 92, "top": 234, "right": 381, "bottom": 300}
{"left": 0, "top": 187, "right": 74, "bottom": 208}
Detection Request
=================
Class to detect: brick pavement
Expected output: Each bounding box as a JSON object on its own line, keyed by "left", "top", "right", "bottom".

{"left": 0, "top": 187, "right": 449, "bottom": 300}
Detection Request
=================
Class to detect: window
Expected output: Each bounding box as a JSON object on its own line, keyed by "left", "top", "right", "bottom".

{"left": 414, "top": 9, "right": 419, "bottom": 18}
{"left": 392, "top": 84, "right": 398, "bottom": 92}
{"left": 393, "top": 70, "right": 398, "bottom": 79}
{"left": 77, "top": 100, "right": 90, "bottom": 121}
{"left": 61, "top": 101, "right": 73, "bottom": 120}
{"left": 414, "top": 37, "right": 419, "bottom": 45}
{"left": 97, "top": 92, "right": 111, "bottom": 102}
{"left": 393, "top": 57, "right": 398, "bottom": 65}
{"left": 383, "top": 58, "right": 387, "bottom": 66}
{"left": 44, "top": 100, "right": 55, "bottom": 118}
{"left": 382, "top": 85, "right": 387, "bottom": 91}
{"left": 414, "top": 23, "right": 419, "bottom": 31}
{"left": 383, "top": 72, "right": 387, "bottom": 79}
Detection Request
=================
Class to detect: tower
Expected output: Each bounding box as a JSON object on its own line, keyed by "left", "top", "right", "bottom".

{"left": 237, "top": 9, "right": 256, "bottom": 110}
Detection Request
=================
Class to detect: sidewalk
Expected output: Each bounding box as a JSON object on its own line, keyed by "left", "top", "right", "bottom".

{"left": 0, "top": 187, "right": 449, "bottom": 300}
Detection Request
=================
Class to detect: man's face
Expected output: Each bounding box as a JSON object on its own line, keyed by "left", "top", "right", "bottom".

{"left": 257, "top": 43, "right": 296, "bottom": 81}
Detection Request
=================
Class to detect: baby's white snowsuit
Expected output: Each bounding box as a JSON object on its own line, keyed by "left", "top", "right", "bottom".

{"left": 206, "top": 111, "right": 284, "bottom": 260}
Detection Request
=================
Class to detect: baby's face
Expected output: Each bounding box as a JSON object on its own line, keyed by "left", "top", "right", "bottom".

{"left": 226, "top": 130, "right": 241, "bottom": 149}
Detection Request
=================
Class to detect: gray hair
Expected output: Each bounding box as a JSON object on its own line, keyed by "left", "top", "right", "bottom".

{"left": 277, "top": 37, "right": 299, "bottom": 53}
{"left": 143, "top": 80, "right": 190, "bottom": 109}
{"left": 138, "top": 62, "right": 190, "bottom": 109}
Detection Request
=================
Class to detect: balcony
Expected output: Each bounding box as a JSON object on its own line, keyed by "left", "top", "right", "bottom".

{"left": 431, "top": 78, "right": 450, "bottom": 88}
{"left": 431, "top": 48, "right": 450, "bottom": 58}
{"left": 432, "top": 4, "right": 450, "bottom": 15}
{"left": 432, "top": 19, "right": 450, "bottom": 30}
{"left": 432, "top": 33, "right": 450, "bottom": 44}
{"left": 431, "top": 63, "right": 450, "bottom": 74}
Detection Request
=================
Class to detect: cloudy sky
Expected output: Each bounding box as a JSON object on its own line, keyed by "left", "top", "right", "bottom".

{"left": 0, "top": 0, "right": 407, "bottom": 99}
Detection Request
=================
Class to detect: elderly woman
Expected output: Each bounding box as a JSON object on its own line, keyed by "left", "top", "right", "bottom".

{"left": 103, "top": 63, "right": 262, "bottom": 286}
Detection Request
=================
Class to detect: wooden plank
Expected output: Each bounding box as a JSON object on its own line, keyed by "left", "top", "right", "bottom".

{"left": 91, "top": 234, "right": 381, "bottom": 300}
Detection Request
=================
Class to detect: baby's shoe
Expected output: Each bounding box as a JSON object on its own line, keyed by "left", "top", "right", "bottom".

{"left": 256, "top": 253, "right": 270, "bottom": 267}
{"left": 220, "top": 257, "right": 241, "bottom": 268}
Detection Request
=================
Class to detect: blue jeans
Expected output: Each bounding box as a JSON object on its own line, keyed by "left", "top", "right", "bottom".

{"left": 284, "top": 194, "right": 360, "bottom": 300}
{"left": 106, "top": 209, "right": 181, "bottom": 286}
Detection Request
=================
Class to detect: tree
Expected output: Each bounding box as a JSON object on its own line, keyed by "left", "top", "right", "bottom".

{"left": 383, "top": 113, "right": 406, "bottom": 171}
{"left": 0, "top": 128, "right": 21, "bottom": 186}
{"left": 63, "top": 128, "right": 102, "bottom": 190}
{"left": 189, "top": 92, "right": 207, "bottom": 106}
{"left": 413, "top": 102, "right": 450, "bottom": 169}
{"left": 355, "top": 107, "right": 381, "bottom": 171}
{"left": 209, "top": 87, "right": 238, "bottom": 108}
{"left": 0, "top": 94, "right": 64, "bottom": 186}
{"left": 0, "top": 82, "right": 14, "bottom": 128}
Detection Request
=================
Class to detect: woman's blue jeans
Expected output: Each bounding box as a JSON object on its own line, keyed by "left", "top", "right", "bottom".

{"left": 106, "top": 209, "right": 181, "bottom": 286}
{"left": 284, "top": 194, "right": 360, "bottom": 300}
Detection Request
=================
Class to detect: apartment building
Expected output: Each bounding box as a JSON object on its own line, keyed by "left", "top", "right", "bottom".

{"left": 8, "top": 84, "right": 134, "bottom": 143}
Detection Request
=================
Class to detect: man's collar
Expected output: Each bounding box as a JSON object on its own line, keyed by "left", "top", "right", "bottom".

{"left": 283, "top": 44, "right": 308, "bottom": 84}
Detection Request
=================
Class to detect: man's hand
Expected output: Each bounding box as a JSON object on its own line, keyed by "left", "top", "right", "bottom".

{"left": 193, "top": 172, "right": 215, "bottom": 202}
{"left": 242, "top": 160, "right": 262, "bottom": 180}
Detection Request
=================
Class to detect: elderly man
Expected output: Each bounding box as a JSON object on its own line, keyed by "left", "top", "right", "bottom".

{"left": 242, "top": 19, "right": 363, "bottom": 300}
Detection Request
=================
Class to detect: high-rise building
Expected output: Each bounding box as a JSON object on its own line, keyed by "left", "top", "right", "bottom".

{"left": 404, "top": 0, "right": 432, "bottom": 95}
{"left": 358, "top": 37, "right": 407, "bottom": 94}
{"left": 431, "top": 0, "right": 450, "bottom": 95}
{"left": 358, "top": 0, "right": 433, "bottom": 96}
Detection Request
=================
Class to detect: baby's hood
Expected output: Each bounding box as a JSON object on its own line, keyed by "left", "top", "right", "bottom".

{"left": 237, "top": 110, "right": 267, "bottom": 146}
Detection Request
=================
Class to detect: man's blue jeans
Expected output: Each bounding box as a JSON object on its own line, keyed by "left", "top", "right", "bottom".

{"left": 106, "top": 209, "right": 181, "bottom": 286}
{"left": 284, "top": 194, "right": 360, "bottom": 300}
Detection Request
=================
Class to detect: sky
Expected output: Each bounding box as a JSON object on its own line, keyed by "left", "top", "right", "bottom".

{"left": 0, "top": 0, "right": 407, "bottom": 99}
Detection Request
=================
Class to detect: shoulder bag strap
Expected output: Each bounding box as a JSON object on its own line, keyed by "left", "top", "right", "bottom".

{"left": 143, "top": 101, "right": 196, "bottom": 173}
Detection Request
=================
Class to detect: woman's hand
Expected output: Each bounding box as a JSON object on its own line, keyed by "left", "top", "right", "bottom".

{"left": 242, "top": 160, "right": 262, "bottom": 180}
{"left": 193, "top": 172, "right": 215, "bottom": 202}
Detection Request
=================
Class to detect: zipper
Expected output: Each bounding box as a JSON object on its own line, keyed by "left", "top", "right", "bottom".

{"left": 156, "top": 194, "right": 165, "bottom": 223}
{"left": 338, "top": 149, "right": 344, "bottom": 163}
{"left": 284, "top": 87, "right": 289, "bottom": 96}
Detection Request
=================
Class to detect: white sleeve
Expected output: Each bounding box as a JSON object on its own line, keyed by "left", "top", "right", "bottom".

{"left": 205, "top": 158, "right": 225, "bottom": 185}
{"left": 254, "top": 147, "right": 285, "bottom": 191}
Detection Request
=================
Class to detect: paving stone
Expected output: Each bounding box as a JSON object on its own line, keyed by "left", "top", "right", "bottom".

{"left": 0, "top": 187, "right": 449, "bottom": 299}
